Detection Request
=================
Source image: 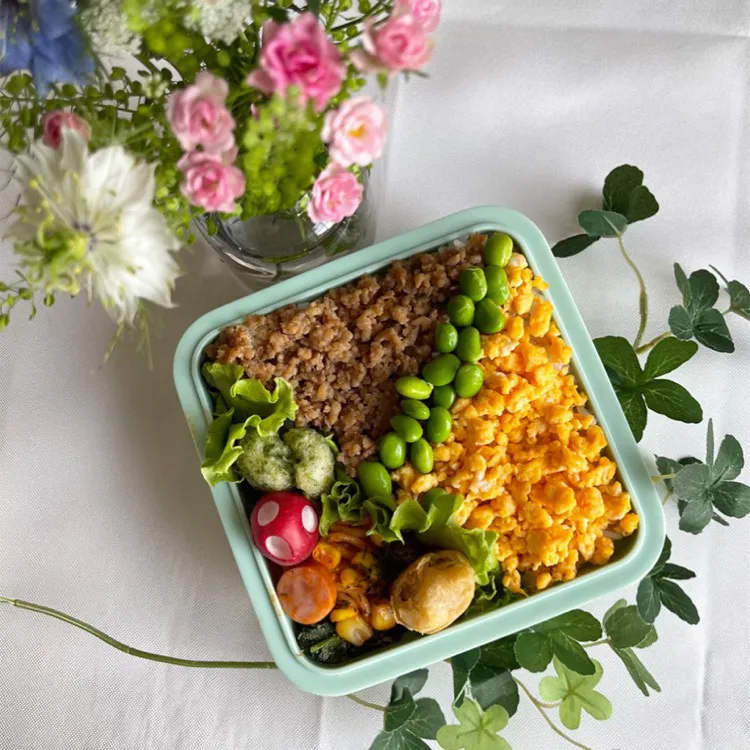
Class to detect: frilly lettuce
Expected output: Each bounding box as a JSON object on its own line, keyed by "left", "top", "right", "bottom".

{"left": 200, "top": 363, "right": 298, "bottom": 487}
{"left": 320, "top": 479, "right": 499, "bottom": 585}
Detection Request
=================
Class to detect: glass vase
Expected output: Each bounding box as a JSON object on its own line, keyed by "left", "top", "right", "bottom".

{"left": 195, "top": 173, "right": 376, "bottom": 288}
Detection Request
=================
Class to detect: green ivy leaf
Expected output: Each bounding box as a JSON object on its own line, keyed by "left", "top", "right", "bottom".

{"left": 653, "top": 579, "right": 700, "bottom": 624}
{"left": 451, "top": 649, "right": 519, "bottom": 715}
{"left": 611, "top": 646, "right": 661, "bottom": 697}
{"left": 604, "top": 604, "right": 652, "bottom": 648}
{"left": 602, "top": 165, "right": 659, "bottom": 223}
{"left": 679, "top": 495, "right": 714, "bottom": 534}
{"left": 391, "top": 670, "right": 429, "bottom": 702}
{"left": 513, "top": 632, "right": 552, "bottom": 673}
{"left": 711, "top": 266, "right": 750, "bottom": 319}
{"left": 686, "top": 269, "right": 720, "bottom": 315}
{"left": 616, "top": 390, "right": 647, "bottom": 442}
{"left": 539, "top": 658, "right": 612, "bottom": 731}
{"left": 578, "top": 209, "right": 628, "bottom": 238}
{"left": 642, "top": 338, "right": 698, "bottom": 380}
{"left": 710, "top": 482, "right": 750, "bottom": 518}
{"left": 640, "top": 380, "right": 703, "bottom": 424}
{"left": 673, "top": 463, "right": 711, "bottom": 502}
{"left": 551, "top": 234, "right": 600, "bottom": 258}
{"left": 693, "top": 308, "right": 735, "bottom": 353}
{"left": 385, "top": 690, "right": 418, "bottom": 732}
{"left": 436, "top": 701, "right": 511, "bottom": 750}
{"left": 674, "top": 263, "right": 690, "bottom": 300}
{"left": 713, "top": 434, "right": 744, "bottom": 482}
{"left": 636, "top": 577, "right": 661, "bottom": 623}
{"left": 594, "top": 336, "right": 642, "bottom": 387}
{"left": 371, "top": 728, "right": 431, "bottom": 750}
{"left": 548, "top": 631, "right": 596, "bottom": 676}
{"left": 669, "top": 305, "right": 694, "bottom": 340}
{"left": 538, "top": 610, "right": 603, "bottom": 642}
{"left": 409, "top": 699, "right": 448, "bottom": 741}
{"left": 480, "top": 637, "right": 520, "bottom": 671}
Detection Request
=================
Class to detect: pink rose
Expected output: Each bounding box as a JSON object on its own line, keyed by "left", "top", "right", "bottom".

{"left": 40, "top": 111, "right": 90, "bottom": 149}
{"left": 352, "top": 15, "right": 433, "bottom": 74}
{"left": 394, "top": 0, "right": 442, "bottom": 33}
{"left": 247, "top": 13, "right": 345, "bottom": 112}
{"left": 167, "top": 72, "right": 236, "bottom": 153}
{"left": 307, "top": 164, "right": 363, "bottom": 224}
{"left": 322, "top": 96, "right": 388, "bottom": 167}
{"left": 178, "top": 150, "right": 245, "bottom": 214}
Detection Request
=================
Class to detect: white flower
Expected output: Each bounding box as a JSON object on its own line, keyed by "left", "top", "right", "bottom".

{"left": 79, "top": 1, "right": 142, "bottom": 58}
{"left": 9, "top": 130, "right": 181, "bottom": 326}
{"left": 184, "top": 0, "right": 250, "bottom": 45}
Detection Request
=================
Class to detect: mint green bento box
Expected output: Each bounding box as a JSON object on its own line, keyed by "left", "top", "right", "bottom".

{"left": 173, "top": 207, "right": 665, "bottom": 696}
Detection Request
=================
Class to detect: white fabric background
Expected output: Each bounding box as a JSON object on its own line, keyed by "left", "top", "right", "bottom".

{"left": 2, "top": 1, "right": 750, "bottom": 748}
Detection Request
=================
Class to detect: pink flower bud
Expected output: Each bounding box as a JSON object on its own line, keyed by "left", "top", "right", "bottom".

{"left": 352, "top": 15, "right": 433, "bottom": 74}
{"left": 307, "top": 164, "right": 363, "bottom": 224}
{"left": 177, "top": 150, "right": 245, "bottom": 214}
{"left": 167, "top": 72, "right": 236, "bottom": 154}
{"left": 40, "top": 111, "right": 90, "bottom": 150}
{"left": 322, "top": 96, "right": 388, "bottom": 168}
{"left": 247, "top": 13, "right": 345, "bottom": 113}
{"left": 394, "top": 0, "right": 442, "bottom": 33}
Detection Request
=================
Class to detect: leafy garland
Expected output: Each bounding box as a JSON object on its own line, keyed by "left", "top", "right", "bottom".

{"left": 2, "top": 165, "right": 750, "bottom": 749}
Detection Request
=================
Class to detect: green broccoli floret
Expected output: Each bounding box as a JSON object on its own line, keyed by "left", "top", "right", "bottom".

{"left": 283, "top": 427, "right": 335, "bottom": 499}
{"left": 236, "top": 432, "right": 294, "bottom": 492}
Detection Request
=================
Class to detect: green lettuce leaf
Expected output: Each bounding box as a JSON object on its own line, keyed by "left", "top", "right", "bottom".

{"left": 202, "top": 362, "right": 297, "bottom": 436}
{"left": 319, "top": 468, "right": 364, "bottom": 535}
{"left": 391, "top": 492, "right": 500, "bottom": 585}
{"left": 200, "top": 363, "right": 298, "bottom": 486}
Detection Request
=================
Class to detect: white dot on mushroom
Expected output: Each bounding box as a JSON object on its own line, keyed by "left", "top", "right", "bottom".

{"left": 301, "top": 506, "right": 317, "bottom": 533}
{"left": 256, "top": 501, "right": 279, "bottom": 526}
{"left": 266, "top": 535, "right": 293, "bottom": 561}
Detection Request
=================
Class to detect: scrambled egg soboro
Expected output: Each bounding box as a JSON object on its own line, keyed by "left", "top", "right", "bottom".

{"left": 206, "top": 237, "right": 483, "bottom": 471}
{"left": 394, "top": 249, "right": 639, "bottom": 594}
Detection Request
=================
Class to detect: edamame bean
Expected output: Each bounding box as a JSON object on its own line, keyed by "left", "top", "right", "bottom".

{"left": 426, "top": 407, "right": 452, "bottom": 444}
{"left": 378, "top": 432, "right": 407, "bottom": 469}
{"left": 433, "top": 384, "right": 457, "bottom": 410}
{"left": 410, "top": 439, "right": 434, "bottom": 474}
{"left": 484, "top": 233, "right": 514, "bottom": 267}
{"left": 474, "top": 298, "right": 507, "bottom": 334}
{"left": 455, "top": 363, "right": 485, "bottom": 398}
{"left": 395, "top": 376, "right": 433, "bottom": 400}
{"left": 485, "top": 265, "right": 510, "bottom": 305}
{"left": 459, "top": 267, "right": 488, "bottom": 302}
{"left": 401, "top": 399, "right": 430, "bottom": 421}
{"left": 435, "top": 322, "right": 458, "bottom": 353}
{"left": 456, "top": 326, "right": 483, "bottom": 363}
{"left": 422, "top": 353, "right": 461, "bottom": 387}
{"left": 447, "top": 295, "right": 475, "bottom": 328}
{"left": 357, "top": 461, "right": 393, "bottom": 497}
{"left": 391, "top": 414, "right": 424, "bottom": 443}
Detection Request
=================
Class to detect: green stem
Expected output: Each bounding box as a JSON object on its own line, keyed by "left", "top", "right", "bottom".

{"left": 332, "top": 0, "right": 391, "bottom": 31}
{"left": 0, "top": 596, "right": 277, "bottom": 670}
{"left": 616, "top": 234, "right": 649, "bottom": 350}
{"left": 585, "top": 638, "right": 610, "bottom": 648}
{"left": 347, "top": 695, "right": 387, "bottom": 712}
{"left": 514, "top": 678, "right": 593, "bottom": 750}
{"left": 651, "top": 473, "right": 676, "bottom": 482}
{"left": 635, "top": 331, "right": 671, "bottom": 355}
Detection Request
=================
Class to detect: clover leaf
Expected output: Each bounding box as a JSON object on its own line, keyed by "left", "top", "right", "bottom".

{"left": 539, "top": 658, "right": 613, "bottom": 730}
{"left": 551, "top": 165, "right": 659, "bottom": 257}
{"left": 636, "top": 538, "right": 699, "bottom": 625}
{"left": 371, "top": 670, "right": 446, "bottom": 750}
{"left": 513, "top": 610, "right": 601, "bottom": 676}
{"left": 669, "top": 264, "right": 735, "bottom": 352}
{"left": 436, "top": 700, "right": 512, "bottom": 750}
{"left": 451, "top": 647, "right": 519, "bottom": 715}
{"left": 594, "top": 336, "right": 701, "bottom": 441}
{"left": 711, "top": 266, "right": 750, "bottom": 320}
{"left": 660, "top": 421, "right": 750, "bottom": 534}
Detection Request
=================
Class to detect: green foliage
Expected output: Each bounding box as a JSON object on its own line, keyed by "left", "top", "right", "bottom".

{"left": 552, "top": 165, "right": 659, "bottom": 257}
{"left": 636, "top": 538, "right": 699, "bottom": 624}
{"left": 371, "top": 670, "right": 446, "bottom": 750}
{"left": 539, "top": 658, "right": 612, "bottom": 730}
{"left": 451, "top": 647, "right": 519, "bottom": 715}
{"left": 513, "top": 610, "right": 602, "bottom": 676}
{"left": 594, "top": 335, "right": 701, "bottom": 441}
{"left": 712, "top": 266, "right": 750, "bottom": 320}
{"left": 657, "top": 421, "right": 750, "bottom": 534}
{"left": 437, "top": 701, "right": 512, "bottom": 750}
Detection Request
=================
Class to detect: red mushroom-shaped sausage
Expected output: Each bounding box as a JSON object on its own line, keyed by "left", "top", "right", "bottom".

{"left": 250, "top": 491, "right": 320, "bottom": 566}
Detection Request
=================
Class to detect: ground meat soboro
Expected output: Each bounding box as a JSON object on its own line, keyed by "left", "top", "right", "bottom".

{"left": 205, "top": 236, "right": 484, "bottom": 471}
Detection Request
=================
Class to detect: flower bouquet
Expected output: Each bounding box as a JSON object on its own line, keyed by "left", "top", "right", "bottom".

{"left": 0, "top": 0, "right": 442, "bottom": 345}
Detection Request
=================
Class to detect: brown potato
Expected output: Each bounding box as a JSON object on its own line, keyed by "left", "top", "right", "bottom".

{"left": 390, "top": 550, "right": 476, "bottom": 635}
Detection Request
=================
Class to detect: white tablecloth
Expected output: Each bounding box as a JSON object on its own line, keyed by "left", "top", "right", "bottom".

{"left": 2, "top": 2, "right": 750, "bottom": 748}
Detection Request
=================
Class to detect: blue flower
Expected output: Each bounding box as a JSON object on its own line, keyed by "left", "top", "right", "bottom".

{"left": 0, "top": 0, "right": 95, "bottom": 96}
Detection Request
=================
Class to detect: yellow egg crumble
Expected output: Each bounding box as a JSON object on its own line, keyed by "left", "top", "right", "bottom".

{"left": 395, "top": 249, "right": 639, "bottom": 595}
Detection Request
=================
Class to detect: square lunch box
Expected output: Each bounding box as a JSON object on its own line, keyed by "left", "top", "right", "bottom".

{"left": 173, "top": 206, "right": 665, "bottom": 696}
